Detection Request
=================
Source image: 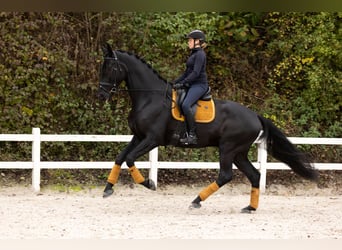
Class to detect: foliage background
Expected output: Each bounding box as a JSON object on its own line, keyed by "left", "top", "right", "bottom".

{"left": 0, "top": 12, "right": 341, "bottom": 185}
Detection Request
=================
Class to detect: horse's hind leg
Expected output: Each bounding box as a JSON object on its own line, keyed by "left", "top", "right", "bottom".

{"left": 189, "top": 150, "right": 234, "bottom": 209}
{"left": 234, "top": 151, "right": 261, "bottom": 213}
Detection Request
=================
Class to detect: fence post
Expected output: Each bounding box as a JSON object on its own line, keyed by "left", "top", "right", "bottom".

{"left": 257, "top": 141, "right": 267, "bottom": 192}
{"left": 148, "top": 147, "right": 159, "bottom": 188}
{"left": 32, "top": 128, "right": 41, "bottom": 192}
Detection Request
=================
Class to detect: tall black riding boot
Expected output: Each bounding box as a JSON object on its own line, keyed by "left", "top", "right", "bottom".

{"left": 180, "top": 110, "right": 198, "bottom": 145}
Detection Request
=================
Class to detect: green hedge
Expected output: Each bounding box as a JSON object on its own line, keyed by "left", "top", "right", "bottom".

{"left": 1, "top": 12, "right": 340, "bottom": 166}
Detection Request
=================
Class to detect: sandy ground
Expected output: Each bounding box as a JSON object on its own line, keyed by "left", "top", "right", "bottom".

{"left": 0, "top": 183, "right": 341, "bottom": 239}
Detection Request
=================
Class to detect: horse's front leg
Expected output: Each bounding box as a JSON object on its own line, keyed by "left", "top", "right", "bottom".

{"left": 103, "top": 136, "right": 158, "bottom": 198}
{"left": 103, "top": 136, "right": 140, "bottom": 198}
{"left": 124, "top": 137, "right": 159, "bottom": 191}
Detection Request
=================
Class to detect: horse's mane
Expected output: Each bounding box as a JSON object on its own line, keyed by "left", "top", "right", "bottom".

{"left": 117, "top": 50, "right": 168, "bottom": 83}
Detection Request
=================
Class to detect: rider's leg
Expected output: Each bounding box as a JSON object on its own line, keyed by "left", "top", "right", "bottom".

{"left": 180, "top": 108, "right": 197, "bottom": 144}
{"left": 180, "top": 85, "right": 206, "bottom": 145}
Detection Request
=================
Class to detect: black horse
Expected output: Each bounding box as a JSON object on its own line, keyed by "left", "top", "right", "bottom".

{"left": 98, "top": 43, "right": 318, "bottom": 213}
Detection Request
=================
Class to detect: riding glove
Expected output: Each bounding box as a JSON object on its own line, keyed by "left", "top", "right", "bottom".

{"left": 173, "top": 81, "right": 189, "bottom": 90}
{"left": 173, "top": 83, "right": 184, "bottom": 89}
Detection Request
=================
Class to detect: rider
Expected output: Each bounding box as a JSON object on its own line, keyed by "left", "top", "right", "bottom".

{"left": 173, "top": 29, "right": 209, "bottom": 145}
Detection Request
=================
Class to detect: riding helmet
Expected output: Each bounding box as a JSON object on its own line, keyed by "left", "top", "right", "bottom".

{"left": 187, "top": 30, "right": 206, "bottom": 42}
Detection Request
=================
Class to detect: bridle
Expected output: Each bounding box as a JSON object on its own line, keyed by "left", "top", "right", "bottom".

{"left": 99, "top": 51, "right": 123, "bottom": 95}
{"left": 99, "top": 50, "right": 172, "bottom": 103}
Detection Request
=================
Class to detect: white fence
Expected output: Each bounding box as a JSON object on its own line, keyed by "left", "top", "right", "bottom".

{"left": 1, "top": 128, "right": 341, "bottom": 192}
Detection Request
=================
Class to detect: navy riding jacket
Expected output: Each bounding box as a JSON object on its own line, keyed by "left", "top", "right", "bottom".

{"left": 175, "top": 48, "right": 208, "bottom": 87}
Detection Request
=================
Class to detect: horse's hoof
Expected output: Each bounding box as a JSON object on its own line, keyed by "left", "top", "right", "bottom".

{"left": 189, "top": 202, "right": 201, "bottom": 209}
{"left": 103, "top": 188, "right": 114, "bottom": 198}
{"left": 147, "top": 179, "right": 156, "bottom": 191}
{"left": 241, "top": 205, "right": 256, "bottom": 213}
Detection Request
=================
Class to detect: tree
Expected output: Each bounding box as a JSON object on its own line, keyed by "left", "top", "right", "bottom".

{"left": 265, "top": 12, "right": 341, "bottom": 136}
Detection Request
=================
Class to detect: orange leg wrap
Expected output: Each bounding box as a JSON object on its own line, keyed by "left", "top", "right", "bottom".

{"left": 199, "top": 182, "right": 220, "bottom": 201}
{"left": 250, "top": 187, "right": 260, "bottom": 209}
{"left": 107, "top": 164, "right": 121, "bottom": 184}
{"left": 128, "top": 166, "right": 145, "bottom": 184}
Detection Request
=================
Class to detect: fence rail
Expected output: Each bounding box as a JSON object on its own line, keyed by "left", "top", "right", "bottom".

{"left": 1, "top": 128, "right": 341, "bottom": 192}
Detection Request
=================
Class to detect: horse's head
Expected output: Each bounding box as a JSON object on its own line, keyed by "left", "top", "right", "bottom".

{"left": 98, "top": 43, "right": 126, "bottom": 101}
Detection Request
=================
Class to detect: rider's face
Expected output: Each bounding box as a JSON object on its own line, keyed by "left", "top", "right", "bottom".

{"left": 188, "top": 38, "right": 195, "bottom": 49}
{"left": 188, "top": 38, "right": 200, "bottom": 49}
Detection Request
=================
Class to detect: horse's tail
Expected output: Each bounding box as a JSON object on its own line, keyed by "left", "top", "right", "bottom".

{"left": 258, "top": 115, "right": 319, "bottom": 181}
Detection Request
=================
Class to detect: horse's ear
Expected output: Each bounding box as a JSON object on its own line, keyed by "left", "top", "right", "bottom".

{"left": 102, "top": 43, "right": 114, "bottom": 57}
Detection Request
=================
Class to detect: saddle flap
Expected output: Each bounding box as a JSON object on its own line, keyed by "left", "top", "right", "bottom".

{"left": 172, "top": 90, "right": 215, "bottom": 123}
{"left": 176, "top": 89, "right": 187, "bottom": 109}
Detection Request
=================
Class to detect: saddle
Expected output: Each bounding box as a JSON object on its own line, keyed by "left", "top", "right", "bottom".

{"left": 171, "top": 88, "right": 215, "bottom": 123}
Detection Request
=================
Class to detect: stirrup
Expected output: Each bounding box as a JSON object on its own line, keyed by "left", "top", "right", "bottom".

{"left": 180, "top": 133, "right": 198, "bottom": 145}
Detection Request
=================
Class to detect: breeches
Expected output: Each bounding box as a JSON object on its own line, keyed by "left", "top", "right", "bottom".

{"left": 181, "top": 84, "right": 208, "bottom": 116}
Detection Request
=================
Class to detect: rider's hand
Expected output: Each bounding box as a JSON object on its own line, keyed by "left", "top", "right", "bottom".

{"left": 173, "top": 83, "right": 184, "bottom": 90}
